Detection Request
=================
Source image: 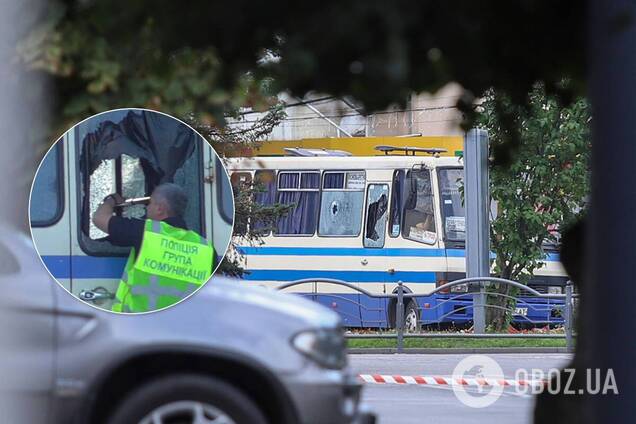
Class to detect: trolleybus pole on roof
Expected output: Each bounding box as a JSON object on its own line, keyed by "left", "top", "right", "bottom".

{"left": 464, "top": 129, "right": 490, "bottom": 334}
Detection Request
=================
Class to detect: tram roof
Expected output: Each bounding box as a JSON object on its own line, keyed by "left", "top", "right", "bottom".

{"left": 226, "top": 155, "right": 463, "bottom": 171}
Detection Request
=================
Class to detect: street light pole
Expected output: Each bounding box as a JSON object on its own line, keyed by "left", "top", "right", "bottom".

{"left": 464, "top": 129, "right": 490, "bottom": 334}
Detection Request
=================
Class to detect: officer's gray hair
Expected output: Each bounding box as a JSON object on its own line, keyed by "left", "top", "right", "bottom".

{"left": 153, "top": 183, "right": 188, "bottom": 218}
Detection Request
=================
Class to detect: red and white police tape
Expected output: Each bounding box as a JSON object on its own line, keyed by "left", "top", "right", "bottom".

{"left": 358, "top": 374, "right": 544, "bottom": 388}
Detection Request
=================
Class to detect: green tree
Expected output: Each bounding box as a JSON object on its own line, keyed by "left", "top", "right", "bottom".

{"left": 19, "top": 1, "right": 310, "bottom": 277}
{"left": 19, "top": 1, "right": 589, "bottom": 279}
{"left": 477, "top": 84, "right": 590, "bottom": 330}
{"left": 190, "top": 106, "right": 294, "bottom": 276}
{"left": 10, "top": 2, "right": 632, "bottom": 421}
{"left": 20, "top": 1, "right": 586, "bottom": 163}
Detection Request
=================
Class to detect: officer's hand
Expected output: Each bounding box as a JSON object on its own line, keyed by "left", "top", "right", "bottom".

{"left": 104, "top": 193, "right": 125, "bottom": 206}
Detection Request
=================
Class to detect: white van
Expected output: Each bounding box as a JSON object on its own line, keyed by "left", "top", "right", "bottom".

{"left": 29, "top": 110, "right": 234, "bottom": 310}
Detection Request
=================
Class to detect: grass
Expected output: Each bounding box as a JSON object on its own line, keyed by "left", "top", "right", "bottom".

{"left": 347, "top": 337, "right": 567, "bottom": 349}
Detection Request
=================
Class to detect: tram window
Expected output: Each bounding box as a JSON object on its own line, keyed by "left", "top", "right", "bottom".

{"left": 438, "top": 168, "right": 465, "bottom": 242}
{"left": 172, "top": 147, "right": 204, "bottom": 236}
{"left": 253, "top": 170, "right": 277, "bottom": 234}
{"left": 402, "top": 169, "right": 437, "bottom": 244}
{"left": 216, "top": 157, "right": 234, "bottom": 225}
{"left": 231, "top": 172, "right": 252, "bottom": 188}
{"left": 78, "top": 110, "right": 203, "bottom": 256}
{"left": 121, "top": 156, "right": 147, "bottom": 220}
{"left": 318, "top": 171, "right": 365, "bottom": 237}
{"left": 31, "top": 143, "right": 64, "bottom": 227}
{"left": 364, "top": 184, "right": 389, "bottom": 248}
{"left": 82, "top": 152, "right": 203, "bottom": 252}
{"left": 88, "top": 155, "right": 146, "bottom": 239}
{"left": 275, "top": 171, "right": 320, "bottom": 235}
{"left": 389, "top": 170, "right": 404, "bottom": 237}
{"left": 324, "top": 172, "right": 344, "bottom": 189}
{"left": 230, "top": 172, "right": 252, "bottom": 234}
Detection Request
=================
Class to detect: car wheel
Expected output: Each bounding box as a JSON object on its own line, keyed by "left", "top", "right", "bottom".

{"left": 106, "top": 374, "right": 267, "bottom": 424}
{"left": 403, "top": 301, "right": 419, "bottom": 333}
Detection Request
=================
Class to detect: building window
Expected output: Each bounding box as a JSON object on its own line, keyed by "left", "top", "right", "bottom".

{"left": 318, "top": 171, "right": 365, "bottom": 236}
{"left": 275, "top": 171, "right": 320, "bottom": 235}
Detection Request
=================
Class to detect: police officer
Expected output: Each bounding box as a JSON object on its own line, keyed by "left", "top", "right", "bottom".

{"left": 92, "top": 183, "right": 216, "bottom": 313}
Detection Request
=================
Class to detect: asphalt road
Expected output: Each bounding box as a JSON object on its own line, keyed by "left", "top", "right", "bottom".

{"left": 350, "top": 353, "right": 572, "bottom": 424}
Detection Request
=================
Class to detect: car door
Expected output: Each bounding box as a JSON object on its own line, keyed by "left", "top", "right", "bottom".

{"left": 16, "top": 139, "right": 69, "bottom": 421}
{"left": 0, "top": 229, "right": 56, "bottom": 424}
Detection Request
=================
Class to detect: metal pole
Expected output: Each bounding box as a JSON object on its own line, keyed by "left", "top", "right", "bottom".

{"left": 396, "top": 282, "right": 405, "bottom": 353}
{"left": 299, "top": 98, "right": 354, "bottom": 137}
{"left": 564, "top": 281, "right": 573, "bottom": 352}
{"left": 588, "top": 1, "right": 636, "bottom": 421}
{"left": 408, "top": 93, "right": 414, "bottom": 134}
{"left": 464, "top": 129, "right": 490, "bottom": 333}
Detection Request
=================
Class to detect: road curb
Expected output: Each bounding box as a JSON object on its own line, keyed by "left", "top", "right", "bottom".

{"left": 348, "top": 347, "right": 572, "bottom": 354}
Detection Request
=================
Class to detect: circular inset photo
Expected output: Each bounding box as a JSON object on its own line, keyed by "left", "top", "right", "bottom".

{"left": 29, "top": 108, "right": 234, "bottom": 313}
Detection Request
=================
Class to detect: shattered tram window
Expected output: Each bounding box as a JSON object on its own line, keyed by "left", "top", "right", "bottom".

{"left": 364, "top": 184, "right": 389, "bottom": 248}
{"left": 79, "top": 109, "right": 199, "bottom": 252}
{"left": 89, "top": 159, "right": 116, "bottom": 239}
{"left": 121, "top": 155, "right": 146, "bottom": 220}
{"left": 318, "top": 171, "right": 365, "bottom": 236}
{"left": 88, "top": 155, "right": 147, "bottom": 239}
{"left": 389, "top": 170, "right": 404, "bottom": 237}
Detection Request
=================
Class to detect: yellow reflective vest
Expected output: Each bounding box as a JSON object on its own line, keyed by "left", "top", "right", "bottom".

{"left": 112, "top": 219, "right": 214, "bottom": 313}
